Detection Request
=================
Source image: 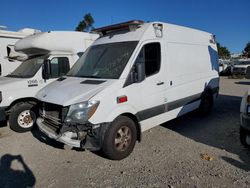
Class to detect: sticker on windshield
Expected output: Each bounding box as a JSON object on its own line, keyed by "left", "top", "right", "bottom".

{"left": 28, "top": 80, "right": 38, "bottom": 87}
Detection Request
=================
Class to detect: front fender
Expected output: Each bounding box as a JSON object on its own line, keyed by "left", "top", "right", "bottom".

{"left": 89, "top": 104, "right": 138, "bottom": 124}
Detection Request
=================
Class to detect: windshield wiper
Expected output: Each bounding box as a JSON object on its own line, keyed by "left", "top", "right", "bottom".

{"left": 6, "top": 74, "right": 24, "bottom": 78}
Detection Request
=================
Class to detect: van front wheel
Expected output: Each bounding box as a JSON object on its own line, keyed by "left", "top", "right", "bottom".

{"left": 102, "top": 116, "right": 137, "bottom": 160}
{"left": 240, "top": 127, "right": 250, "bottom": 148}
{"left": 9, "top": 102, "right": 37, "bottom": 133}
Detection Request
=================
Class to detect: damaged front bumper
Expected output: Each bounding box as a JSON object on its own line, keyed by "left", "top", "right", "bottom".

{"left": 37, "top": 117, "right": 109, "bottom": 151}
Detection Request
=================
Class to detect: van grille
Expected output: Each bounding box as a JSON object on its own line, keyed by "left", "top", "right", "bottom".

{"left": 39, "top": 102, "right": 68, "bottom": 132}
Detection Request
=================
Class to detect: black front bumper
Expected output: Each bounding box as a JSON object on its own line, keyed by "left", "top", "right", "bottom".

{"left": 0, "top": 107, "right": 6, "bottom": 121}
{"left": 240, "top": 113, "right": 250, "bottom": 132}
{"left": 37, "top": 118, "right": 109, "bottom": 151}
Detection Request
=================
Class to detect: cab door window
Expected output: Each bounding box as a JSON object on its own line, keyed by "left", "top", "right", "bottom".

{"left": 144, "top": 43, "right": 161, "bottom": 77}
{"left": 50, "top": 57, "right": 70, "bottom": 78}
{"left": 134, "top": 43, "right": 161, "bottom": 77}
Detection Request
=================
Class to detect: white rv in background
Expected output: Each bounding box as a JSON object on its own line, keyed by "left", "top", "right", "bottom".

{"left": 36, "top": 20, "right": 219, "bottom": 160}
{"left": 0, "top": 28, "right": 40, "bottom": 76}
{"left": 0, "top": 31, "right": 99, "bottom": 132}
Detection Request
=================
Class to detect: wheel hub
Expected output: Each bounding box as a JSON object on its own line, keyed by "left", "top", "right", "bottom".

{"left": 18, "top": 110, "right": 34, "bottom": 128}
{"left": 23, "top": 115, "right": 32, "bottom": 124}
{"left": 115, "top": 126, "right": 131, "bottom": 151}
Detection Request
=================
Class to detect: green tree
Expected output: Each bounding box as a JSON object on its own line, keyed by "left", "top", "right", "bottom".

{"left": 217, "top": 43, "right": 230, "bottom": 59}
{"left": 243, "top": 42, "right": 250, "bottom": 58}
{"left": 75, "top": 13, "right": 95, "bottom": 32}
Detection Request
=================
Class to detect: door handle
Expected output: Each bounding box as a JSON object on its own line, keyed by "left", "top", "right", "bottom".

{"left": 157, "top": 82, "right": 164, "bottom": 85}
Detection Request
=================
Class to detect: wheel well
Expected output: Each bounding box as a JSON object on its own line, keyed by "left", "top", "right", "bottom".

{"left": 7, "top": 98, "right": 38, "bottom": 112}
{"left": 120, "top": 113, "right": 142, "bottom": 142}
{"left": 202, "top": 88, "right": 214, "bottom": 103}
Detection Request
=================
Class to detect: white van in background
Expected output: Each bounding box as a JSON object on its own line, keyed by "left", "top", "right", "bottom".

{"left": 240, "top": 67, "right": 250, "bottom": 147}
{"left": 0, "top": 31, "right": 99, "bottom": 132}
{"left": 0, "top": 28, "right": 40, "bottom": 76}
{"left": 36, "top": 20, "right": 219, "bottom": 160}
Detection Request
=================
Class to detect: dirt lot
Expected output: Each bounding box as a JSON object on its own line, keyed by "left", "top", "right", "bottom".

{"left": 1, "top": 77, "right": 250, "bottom": 188}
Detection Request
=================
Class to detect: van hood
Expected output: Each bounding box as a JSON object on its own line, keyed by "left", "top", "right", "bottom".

{"left": 36, "top": 77, "right": 116, "bottom": 106}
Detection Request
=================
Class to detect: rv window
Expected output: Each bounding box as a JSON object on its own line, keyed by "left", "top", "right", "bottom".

{"left": 6, "top": 55, "right": 46, "bottom": 78}
{"left": 50, "top": 57, "right": 70, "bottom": 78}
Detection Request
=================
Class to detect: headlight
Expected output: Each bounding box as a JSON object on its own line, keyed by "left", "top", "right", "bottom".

{"left": 65, "top": 100, "right": 100, "bottom": 123}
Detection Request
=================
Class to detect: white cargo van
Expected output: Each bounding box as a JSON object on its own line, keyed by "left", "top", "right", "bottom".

{"left": 0, "top": 31, "right": 98, "bottom": 132}
{"left": 36, "top": 21, "right": 219, "bottom": 160}
{"left": 0, "top": 28, "right": 40, "bottom": 76}
{"left": 240, "top": 67, "right": 250, "bottom": 147}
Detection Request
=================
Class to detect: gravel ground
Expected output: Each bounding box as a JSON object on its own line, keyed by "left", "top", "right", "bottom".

{"left": 1, "top": 77, "right": 250, "bottom": 188}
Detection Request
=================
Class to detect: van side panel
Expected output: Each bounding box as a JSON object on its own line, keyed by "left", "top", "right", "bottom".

{"left": 138, "top": 23, "right": 219, "bottom": 132}
{"left": 165, "top": 42, "right": 217, "bottom": 105}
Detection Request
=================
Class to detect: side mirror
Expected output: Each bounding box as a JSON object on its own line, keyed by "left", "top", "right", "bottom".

{"left": 135, "top": 62, "right": 145, "bottom": 83}
{"left": 246, "top": 66, "right": 250, "bottom": 79}
{"left": 42, "top": 59, "right": 51, "bottom": 80}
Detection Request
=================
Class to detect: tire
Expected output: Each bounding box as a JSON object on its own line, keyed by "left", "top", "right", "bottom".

{"left": 198, "top": 91, "right": 213, "bottom": 116}
{"left": 102, "top": 116, "right": 137, "bottom": 160}
{"left": 9, "top": 102, "right": 37, "bottom": 133}
{"left": 240, "top": 127, "right": 250, "bottom": 148}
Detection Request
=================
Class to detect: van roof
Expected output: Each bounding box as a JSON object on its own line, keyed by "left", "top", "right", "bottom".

{"left": 92, "top": 21, "right": 214, "bottom": 46}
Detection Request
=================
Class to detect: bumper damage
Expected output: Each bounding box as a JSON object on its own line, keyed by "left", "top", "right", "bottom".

{"left": 37, "top": 118, "right": 109, "bottom": 151}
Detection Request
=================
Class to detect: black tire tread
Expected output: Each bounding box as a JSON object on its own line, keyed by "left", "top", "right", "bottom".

{"left": 9, "top": 102, "right": 37, "bottom": 133}
{"left": 102, "top": 116, "right": 137, "bottom": 160}
{"left": 240, "top": 127, "right": 250, "bottom": 148}
{"left": 198, "top": 91, "right": 213, "bottom": 116}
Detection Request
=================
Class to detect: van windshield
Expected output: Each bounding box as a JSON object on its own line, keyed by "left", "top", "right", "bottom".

{"left": 6, "top": 55, "right": 47, "bottom": 78}
{"left": 67, "top": 41, "right": 138, "bottom": 79}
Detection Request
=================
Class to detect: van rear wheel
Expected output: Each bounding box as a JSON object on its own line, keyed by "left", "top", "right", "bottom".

{"left": 198, "top": 91, "right": 213, "bottom": 116}
{"left": 102, "top": 116, "right": 137, "bottom": 160}
{"left": 9, "top": 102, "right": 37, "bottom": 133}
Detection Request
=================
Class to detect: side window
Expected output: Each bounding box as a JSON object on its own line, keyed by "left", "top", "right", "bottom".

{"left": 50, "top": 57, "right": 70, "bottom": 78}
{"left": 144, "top": 43, "right": 161, "bottom": 77}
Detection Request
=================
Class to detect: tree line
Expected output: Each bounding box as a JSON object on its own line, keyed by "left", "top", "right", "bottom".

{"left": 217, "top": 42, "right": 250, "bottom": 59}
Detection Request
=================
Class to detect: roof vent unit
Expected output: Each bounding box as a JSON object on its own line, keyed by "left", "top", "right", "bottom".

{"left": 209, "top": 35, "right": 216, "bottom": 44}
{"left": 92, "top": 20, "right": 144, "bottom": 36}
{"left": 153, "top": 23, "right": 163, "bottom": 38}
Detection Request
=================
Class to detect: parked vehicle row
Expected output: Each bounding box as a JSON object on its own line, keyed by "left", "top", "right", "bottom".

{"left": 231, "top": 59, "right": 250, "bottom": 76}
{"left": 0, "top": 31, "right": 98, "bottom": 132}
{"left": 219, "top": 59, "right": 250, "bottom": 77}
